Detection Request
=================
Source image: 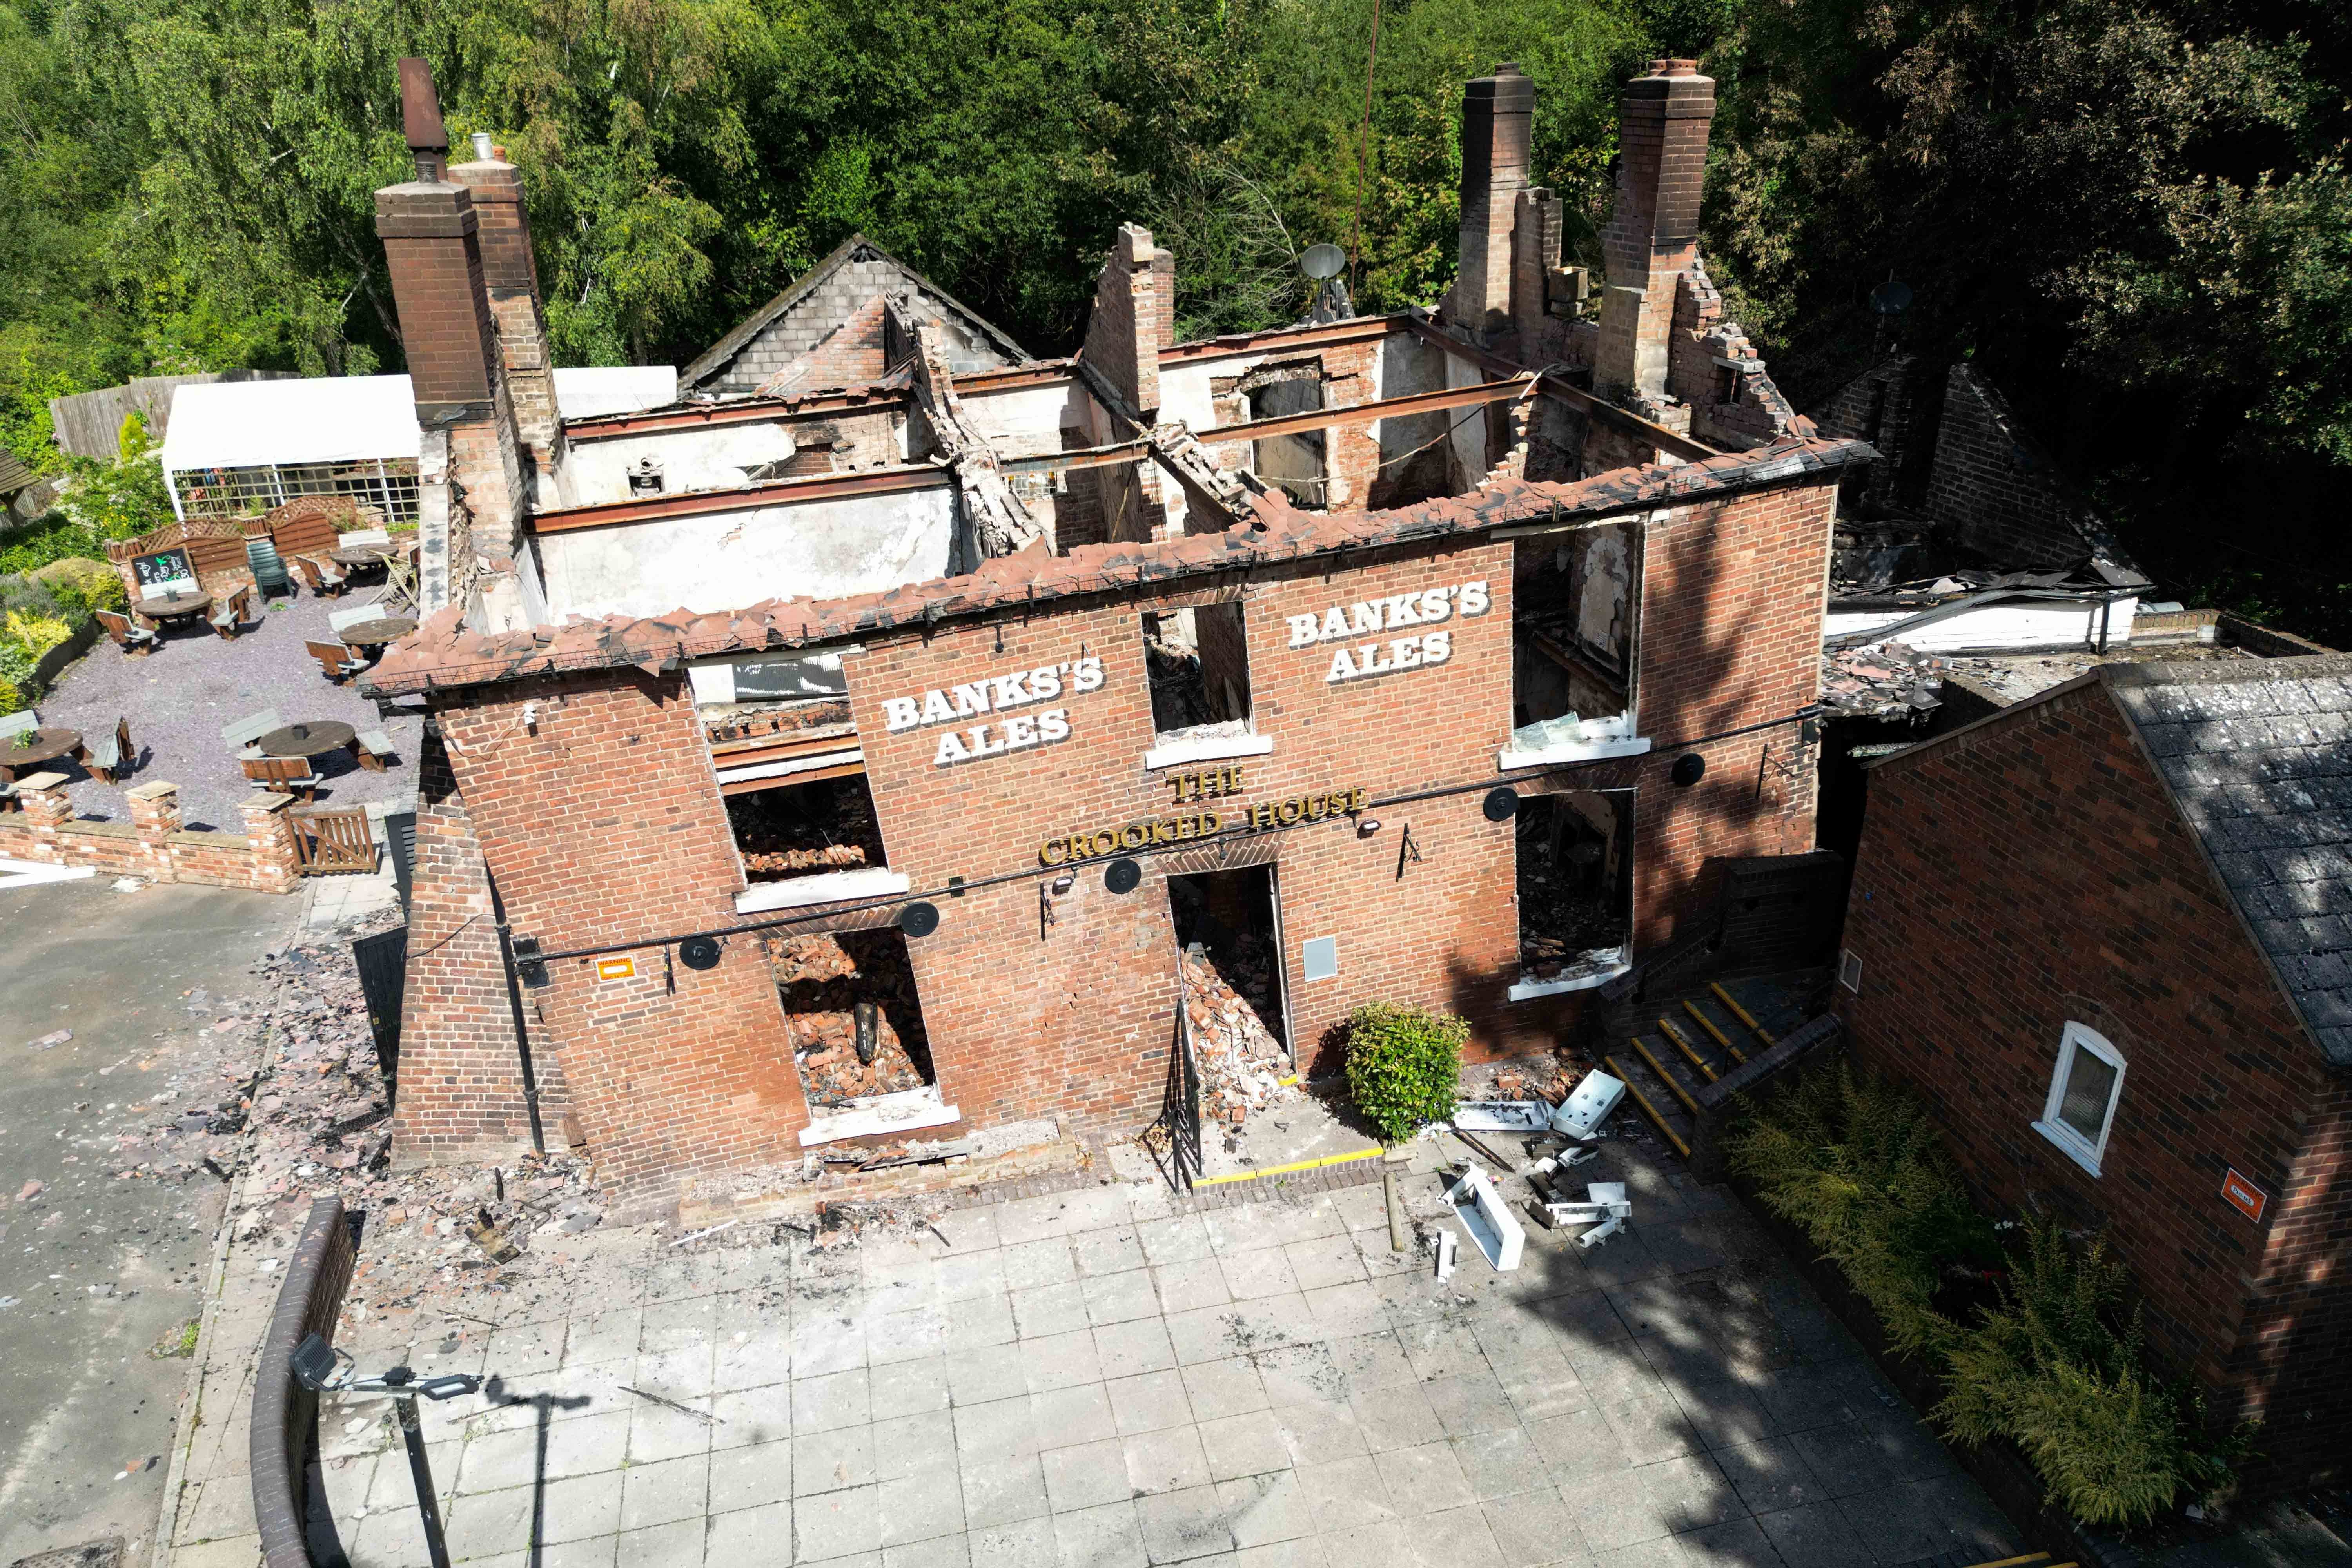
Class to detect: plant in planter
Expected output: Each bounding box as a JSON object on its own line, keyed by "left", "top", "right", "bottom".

{"left": 1343, "top": 1002, "right": 1467, "bottom": 1143}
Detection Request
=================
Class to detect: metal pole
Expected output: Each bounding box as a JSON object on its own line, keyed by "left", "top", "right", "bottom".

{"left": 395, "top": 1391, "right": 455, "bottom": 1568}
{"left": 485, "top": 871, "right": 548, "bottom": 1154}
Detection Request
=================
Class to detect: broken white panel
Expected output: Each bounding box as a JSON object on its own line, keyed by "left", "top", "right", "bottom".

{"left": 799, "top": 1084, "right": 961, "bottom": 1147}
{"left": 1507, "top": 944, "right": 1632, "bottom": 1001}
{"left": 736, "top": 867, "right": 910, "bottom": 914}
{"left": 1435, "top": 1228, "right": 1458, "bottom": 1282}
{"left": 1497, "top": 711, "right": 1651, "bottom": 771}
{"left": 689, "top": 649, "right": 847, "bottom": 706}
{"left": 0, "top": 858, "right": 96, "bottom": 889}
{"left": 1550, "top": 1069, "right": 1626, "bottom": 1139}
{"left": 1451, "top": 1101, "right": 1553, "bottom": 1133}
{"left": 713, "top": 748, "right": 863, "bottom": 789}
{"left": 1543, "top": 1181, "right": 1631, "bottom": 1250}
{"left": 1824, "top": 596, "right": 2138, "bottom": 653}
{"left": 1444, "top": 1164, "right": 1526, "bottom": 1272}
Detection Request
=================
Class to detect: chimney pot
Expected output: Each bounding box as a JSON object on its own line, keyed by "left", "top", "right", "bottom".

{"left": 398, "top": 58, "right": 449, "bottom": 152}
{"left": 1650, "top": 57, "right": 1699, "bottom": 76}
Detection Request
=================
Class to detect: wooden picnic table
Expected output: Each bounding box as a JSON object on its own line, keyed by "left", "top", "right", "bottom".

{"left": 336, "top": 616, "right": 418, "bottom": 650}
{"left": 256, "top": 721, "right": 358, "bottom": 760}
{"left": 0, "top": 727, "right": 84, "bottom": 782}
{"left": 134, "top": 589, "right": 213, "bottom": 626}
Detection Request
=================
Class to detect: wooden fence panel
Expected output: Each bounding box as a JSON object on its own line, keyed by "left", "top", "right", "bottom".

{"left": 290, "top": 808, "right": 378, "bottom": 875}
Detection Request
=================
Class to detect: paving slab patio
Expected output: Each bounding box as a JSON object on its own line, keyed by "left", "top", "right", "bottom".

{"left": 262, "top": 1138, "right": 2020, "bottom": 1568}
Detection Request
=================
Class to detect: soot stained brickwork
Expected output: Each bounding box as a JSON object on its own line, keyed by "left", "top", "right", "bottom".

{"left": 1838, "top": 670, "right": 2352, "bottom": 1487}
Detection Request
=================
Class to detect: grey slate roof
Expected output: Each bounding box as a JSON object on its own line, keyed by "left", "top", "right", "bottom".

{"left": 2109, "top": 653, "right": 2352, "bottom": 1066}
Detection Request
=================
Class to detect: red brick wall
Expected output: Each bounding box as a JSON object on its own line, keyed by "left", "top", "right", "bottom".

{"left": 401, "top": 475, "right": 1836, "bottom": 1178}
{"left": 1923, "top": 364, "right": 2086, "bottom": 568}
{"left": 1835, "top": 680, "right": 2351, "bottom": 1484}
{"left": 424, "top": 673, "right": 811, "bottom": 1192}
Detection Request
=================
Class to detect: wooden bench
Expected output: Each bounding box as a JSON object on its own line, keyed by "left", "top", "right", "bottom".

{"left": 84, "top": 716, "right": 135, "bottom": 784}
{"left": 241, "top": 753, "right": 320, "bottom": 801}
{"left": 305, "top": 641, "right": 368, "bottom": 682}
{"left": 210, "top": 585, "right": 250, "bottom": 641}
{"left": 354, "top": 730, "right": 397, "bottom": 771}
{"left": 96, "top": 608, "right": 158, "bottom": 656}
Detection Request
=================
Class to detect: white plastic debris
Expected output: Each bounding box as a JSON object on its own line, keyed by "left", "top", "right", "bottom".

{"left": 1450, "top": 1100, "right": 1552, "bottom": 1133}
{"left": 1444, "top": 1163, "right": 1526, "bottom": 1272}
{"left": 1539, "top": 1181, "right": 1632, "bottom": 1250}
{"left": 1435, "top": 1229, "right": 1458, "bottom": 1281}
{"left": 1549, "top": 1069, "right": 1626, "bottom": 1139}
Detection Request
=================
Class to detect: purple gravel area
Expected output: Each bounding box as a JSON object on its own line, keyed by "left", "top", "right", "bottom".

{"left": 30, "top": 585, "right": 423, "bottom": 832}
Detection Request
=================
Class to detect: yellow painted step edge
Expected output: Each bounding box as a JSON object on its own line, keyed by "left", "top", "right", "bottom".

{"left": 1662, "top": 1022, "right": 1719, "bottom": 1083}
{"left": 1628, "top": 1039, "right": 1700, "bottom": 1114}
{"left": 1195, "top": 1145, "right": 1385, "bottom": 1186}
{"left": 1603, "top": 1054, "right": 1691, "bottom": 1159}
{"left": 1684, "top": 999, "right": 1735, "bottom": 1051}
{"left": 1959, "top": 1555, "right": 2051, "bottom": 1568}
{"left": 1710, "top": 982, "right": 1778, "bottom": 1047}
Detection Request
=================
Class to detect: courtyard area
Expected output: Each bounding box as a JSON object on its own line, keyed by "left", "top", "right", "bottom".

{"left": 240, "top": 1149, "right": 2016, "bottom": 1568}
{"left": 25, "top": 584, "right": 421, "bottom": 832}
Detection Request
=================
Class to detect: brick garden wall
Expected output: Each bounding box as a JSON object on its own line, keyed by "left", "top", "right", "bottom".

{"left": 0, "top": 775, "right": 298, "bottom": 892}
{"left": 1835, "top": 680, "right": 2352, "bottom": 1485}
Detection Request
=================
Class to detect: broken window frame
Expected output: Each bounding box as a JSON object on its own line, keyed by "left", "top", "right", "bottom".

{"left": 1499, "top": 517, "right": 1652, "bottom": 770}
{"left": 773, "top": 924, "right": 960, "bottom": 1149}
{"left": 2034, "top": 1021, "right": 2125, "bottom": 1177}
{"left": 1139, "top": 597, "right": 1273, "bottom": 771}
{"left": 1506, "top": 787, "right": 1637, "bottom": 1000}
{"left": 1243, "top": 364, "right": 1328, "bottom": 507}
{"left": 725, "top": 773, "right": 911, "bottom": 915}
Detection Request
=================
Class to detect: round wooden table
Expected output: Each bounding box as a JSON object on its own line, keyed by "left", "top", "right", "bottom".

{"left": 330, "top": 544, "right": 413, "bottom": 568}
{"left": 0, "top": 727, "right": 84, "bottom": 782}
{"left": 336, "top": 617, "right": 418, "bottom": 650}
{"left": 135, "top": 590, "right": 213, "bottom": 626}
{"left": 256, "top": 721, "right": 357, "bottom": 759}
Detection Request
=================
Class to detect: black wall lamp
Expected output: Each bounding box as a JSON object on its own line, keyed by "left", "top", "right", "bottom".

{"left": 1105, "top": 858, "right": 1142, "bottom": 895}
{"left": 1671, "top": 753, "right": 1707, "bottom": 787}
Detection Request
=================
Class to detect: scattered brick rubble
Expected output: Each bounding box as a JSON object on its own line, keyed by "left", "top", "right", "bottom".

{"left": 1820, "top": 639, "right": 1949, "bottom": 718}
{"left": 768, "top": 931, "right": 932, "bottom": 1105}
{"left": 729, "top": 775, "right": 885, "bottom": 880}
{"left": 1180, "top": 942, "right": 1298, "bottom": 1132}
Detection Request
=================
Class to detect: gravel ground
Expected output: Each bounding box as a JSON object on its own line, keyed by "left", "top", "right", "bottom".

{"left": 30, "top": 584, "right": 423, "bottom": 831}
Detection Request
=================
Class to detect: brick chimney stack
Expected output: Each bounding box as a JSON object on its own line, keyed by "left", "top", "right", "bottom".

{"left": 375, "top": 57, "right": 528, "bottom": 620}
{"left": 1450, "top": 63, "right": 1534, "bottom": 342}
{"left": 449, "top": 147, "right": 563, "bottom": 478}
{"left": 1596, "top": 58, "right": 1714, "bottom": 403}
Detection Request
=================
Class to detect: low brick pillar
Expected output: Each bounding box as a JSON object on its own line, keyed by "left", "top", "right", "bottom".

{"left": 129, "top": 780, "right": 184, "bottom": 881}
{"left": 16, "top": 771, "right": 72, "bottom": 829}
{"left": 240, "top": 791, "right": 303, "bottom": 893}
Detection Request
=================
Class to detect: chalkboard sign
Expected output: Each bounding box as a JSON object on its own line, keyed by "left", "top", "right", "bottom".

{"left": 132, "top": 547, "right": 198, "bottom": 596}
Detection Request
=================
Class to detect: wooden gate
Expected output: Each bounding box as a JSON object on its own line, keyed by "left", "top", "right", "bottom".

{"left": 291, "top": 807, "right": 378, "bottom": 874}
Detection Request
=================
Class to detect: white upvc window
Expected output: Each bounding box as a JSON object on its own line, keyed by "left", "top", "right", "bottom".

{"left": 2034, "top": 1021, "right": 2125, "bottom": 1176}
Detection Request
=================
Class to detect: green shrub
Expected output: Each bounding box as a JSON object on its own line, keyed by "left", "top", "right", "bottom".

{"left": 1938, "top": 1222, "right": 2253, "bottom": 1526}
{"left": 1724, "top": 1067, "right": 2251, "bottom": 1525}
{"left": 1343, "top": 1002, "right": 1466, "bottom": 1142}
{"left": 33, "top": 556, "right": 125, "bottom": 615}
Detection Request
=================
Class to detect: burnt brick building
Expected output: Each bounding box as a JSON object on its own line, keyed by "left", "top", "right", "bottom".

{"left": 1838, "top": 656, "right": 2352, "bottom": 1487}
{"left": 357, "top": 56, "right": 1867, "bottom": 1205}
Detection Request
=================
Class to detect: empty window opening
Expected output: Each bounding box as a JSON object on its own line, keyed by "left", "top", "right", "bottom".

{"left": 1511, "top": 523, "right": 1638, "bottom": 753}
{"left": 1145, "top": 603, "right": 1253, "bottom": 744}
{"left": 769, "top": 928, "right": 936, "bottom": 1109}
{"left": 1169, "top": 864, "right": 1290, "bottom": 1137}
{"left": 1515, "top": 790, "right": 1633, "bottom": 984}
{"left": 1247, "top": 368, "right": 1326, "bottom": 506}
{"left": 729, "top": 774, "right": 888, "bottom": 886}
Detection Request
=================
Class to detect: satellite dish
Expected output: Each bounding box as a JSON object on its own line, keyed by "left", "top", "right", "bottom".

{"left": 1300, "top": 243, "right": 1347, "bottom": 281}
{"left": 679, "top": 935, "right": 722, "bottom": 971}
{"left": 1869, "top": 279, "right": 1914, "bottom": 317}
{"left": 898, "top": 902, "right": 941, "bottom": 938}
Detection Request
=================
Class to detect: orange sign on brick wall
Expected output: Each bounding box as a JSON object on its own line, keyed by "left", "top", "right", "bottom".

{"left": 2221, "top": 1167, "right": 2268, "bottom": 1224}
{"left": 595, "top": 956, "right": 636, "bottom": 982}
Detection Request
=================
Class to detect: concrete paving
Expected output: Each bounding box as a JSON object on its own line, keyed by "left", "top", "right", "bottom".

{"left": 30, "top": 583, "right": 422, "bottom": 832}
{"left": 282, "top": 1143, "right": 2020, "bottom": 1568}
{"left": 0, "top": 873, "right": 296, "bottom": 1562}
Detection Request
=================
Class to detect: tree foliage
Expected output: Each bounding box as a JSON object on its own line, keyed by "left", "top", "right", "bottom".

{"left": 2, "top": 0, "right": 2349, "bottom": 633}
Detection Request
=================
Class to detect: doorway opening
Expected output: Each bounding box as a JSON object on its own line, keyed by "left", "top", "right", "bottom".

{"left": 768, "top": 927, "right": 936, "bottom": 1111}
{"left": 1515, "top": 789, "right": 1635, "bottom": 985}
{"left": 1168, "top": 864, "right": 1290, "bottom": 1129}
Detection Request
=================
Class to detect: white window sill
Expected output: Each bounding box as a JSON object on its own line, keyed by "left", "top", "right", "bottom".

{"left": 799, "top": 1086, "right": 962, "bottom": 1147}
{"left": 1497, "top": 736, "right": 1652, "bottom": 771}
{"left": 2032, "top": 1119, "right": 2104, "bottom": 1177}
{"left": 1143, "top": 731, "right": 1274, "bottom": 770}
{"left": 736, "top": 867, "right": 910, "bottom": 914}
{"left": 1508, "top": 953, "right": 1631, "bottom": 1001}
{"left": 715, "top": 747, "right": 862, "bottom": 787}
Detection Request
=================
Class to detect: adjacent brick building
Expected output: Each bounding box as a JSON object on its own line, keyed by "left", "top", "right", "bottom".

{"left": 1838, "top": 656, "right": 2352, "bottom": 1487}
{"left": 358, "top": 56, "right": 1860, "bottom": 1204}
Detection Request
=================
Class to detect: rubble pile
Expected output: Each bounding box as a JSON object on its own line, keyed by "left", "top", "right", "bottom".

{"left": 1513, "top": 806, "right": 1622, "bottom": 974}
{"left": 1820, "top": 640, "right": 1950, "bottom": 718}
{"left": 1144, "top": 617, "right": 1215, "bottom": 730}
{"left": 702, "top": 697, "right": 853, "bottom": 745}
{"left": 1180, "top": 942, "right": 1295, "bottom": 1127}
{"left": 728, "top": 777, "right": 887, "bottom": 882}
{"left": 770, "top": 932, "right": 933, "bottom": 1107}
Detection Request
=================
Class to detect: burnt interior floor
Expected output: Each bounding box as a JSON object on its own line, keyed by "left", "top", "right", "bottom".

{"left": 1515, "top": 792, "right": 1630, "bottom": 974}
{"left": 728, "top": 773, "right": 889, "bottom": 882}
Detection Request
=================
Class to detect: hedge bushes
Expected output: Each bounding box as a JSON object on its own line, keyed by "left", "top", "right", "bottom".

{"left": 0, "top": 558, "right": 123, "bottom": 708}
{"left": 1343, "top": 1002, "right": 1466, "bottom": 1142}
{"left": 1726, "top": 1063, "right": 2251, "bottom": 1527}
